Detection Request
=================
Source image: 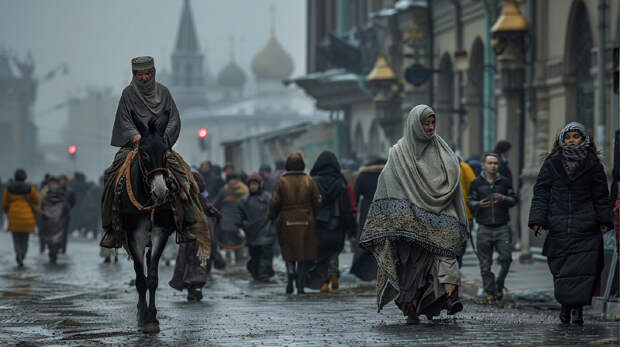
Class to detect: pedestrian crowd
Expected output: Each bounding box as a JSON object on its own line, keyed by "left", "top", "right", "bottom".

{"left": 2, "top": 103, "right": 616, "bottom": 328}
{"left": 1, "top": 170, "right": 102, "bottom": 265}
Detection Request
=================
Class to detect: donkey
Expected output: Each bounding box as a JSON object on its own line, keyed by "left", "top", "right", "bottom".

{"left": 116, "top": 113, "right": 176, "bottom": 333}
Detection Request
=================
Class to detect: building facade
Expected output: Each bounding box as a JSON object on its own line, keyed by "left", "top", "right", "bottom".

{"left": 296, "top": 0, "right": 620, "bottom": 259}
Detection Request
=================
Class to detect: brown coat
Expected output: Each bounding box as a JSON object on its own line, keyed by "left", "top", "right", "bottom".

{"left": 269, "top": 154, "right": 321, "bottom": 262}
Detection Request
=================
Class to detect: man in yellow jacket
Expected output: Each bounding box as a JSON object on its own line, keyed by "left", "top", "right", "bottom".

{"left": 2, "top": 169, "right": 39, "bottom": 267}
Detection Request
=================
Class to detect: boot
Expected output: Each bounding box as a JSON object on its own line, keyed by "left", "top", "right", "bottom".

{"left": 286, "top": 275, "right": 294, "bottom": 295}
{"left": 330, "top": 275, "right": 339, "bottom": 290}
{"left": 571, "top": 306, "right": 583, "bottom": 325}
{"left": 446, "top": 288, "right": 463, "bottom": 315}
{"left": 295, "top": 276, "right": 305, "bottom": 294}
{"left": 406, "top": 303, "right": 420, "bottom": 325}
{"left": 559, "top": 304, "right": 570, "bottom": 324}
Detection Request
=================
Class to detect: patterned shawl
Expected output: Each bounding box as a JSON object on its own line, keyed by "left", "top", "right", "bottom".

{"left": 359, "top": 104, "right": 468, "bottom": 311}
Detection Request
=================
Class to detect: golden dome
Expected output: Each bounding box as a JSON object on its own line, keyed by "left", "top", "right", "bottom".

{"left": 251, "top": 6, "right": 294, "bottom": 80}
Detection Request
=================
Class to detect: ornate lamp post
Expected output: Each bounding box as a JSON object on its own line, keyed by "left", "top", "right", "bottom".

{"left": 366, "top": 56, "right": 403, "bottom": 144}
{"left": 491, "top": 0, "right": 531, "bottom": 262}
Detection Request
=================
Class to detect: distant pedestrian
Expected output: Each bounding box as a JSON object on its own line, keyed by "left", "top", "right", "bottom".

{"left": 39, "top": 177, "right": 71, "bottom": 264}
{"left": 494, "top": 140, "right": 513, "bottom": 183}
{"left": 207, "top": 165, "right": 225, "bottom": 198}
{"left": 468, "top": 153, "right": 517, "bottom": 303}
{"left": 350, "top": 157, "right": 385, "bottom": 281}
{"left": 269, "top": 153, "right": 321, "bottom": 294}
{"left": 309, "top": 151, "right": 356, "bottom": 292}
{"left": 529, "top": 122, "right": 612, "bottom": 325}
{"left": 359, "top": 105, "right": 468, "bottom": 324}
{"left": 1, "top": 169, "right": 39, "bottom": 267}
{"left": 238, "top": 172, "right": 276, "bottom": 282}
{"left": 259, "top": 164, "right": 276, "bottom": 193}
{"left": 213, "top": 173, "right": 248, "bottom": 263}
{"left": 466, "top": 155, "right": 483, "bottom": 177}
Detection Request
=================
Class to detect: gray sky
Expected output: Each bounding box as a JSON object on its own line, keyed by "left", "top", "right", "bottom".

{"left": 0, "top": 0, "right": 307, "bottom": 143}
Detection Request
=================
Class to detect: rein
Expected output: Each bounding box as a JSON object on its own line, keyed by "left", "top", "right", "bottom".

{"left": 118, "top": 147, "right": 170, "bottom": 214}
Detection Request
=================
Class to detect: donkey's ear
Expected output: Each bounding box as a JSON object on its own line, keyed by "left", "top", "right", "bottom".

{"left": 155, "top": 112, "right": 169, "bottom": 138}
{"left": 131, "top": 111, "right": 148, "bottom": 135}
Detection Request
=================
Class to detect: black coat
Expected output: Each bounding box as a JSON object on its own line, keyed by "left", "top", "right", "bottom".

{"left": 467, "top": 174, "right": 517, "bottom": 226}
{"left": 528, "top": 151, "right": 613, "bottom": 306}
{"left": 310, "top": 151, "right": 356, "bottom": 257}
{"left": 238, "top": 190, "right": 276, "bottom": 246}
{"left": 350, "top": 163, "right": 384, "bottom": 281}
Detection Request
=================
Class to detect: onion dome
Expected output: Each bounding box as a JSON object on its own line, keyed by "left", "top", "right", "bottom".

{"left": 251, "top": 6, "right": 294, "bottom": 80}
{"left": 217, "top": 37, "right": 246, "bottom": 88}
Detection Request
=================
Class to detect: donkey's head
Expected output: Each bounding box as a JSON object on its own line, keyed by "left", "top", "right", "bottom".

{"left": 132, "top": 112, "right": 170, "bottom": 203}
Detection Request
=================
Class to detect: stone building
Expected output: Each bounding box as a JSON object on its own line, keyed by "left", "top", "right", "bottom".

{"left": 294, "top": 0, "right": 620, "bottom": 259}
{"left": 0, "top": 50, "right": 40, "bottom": 180}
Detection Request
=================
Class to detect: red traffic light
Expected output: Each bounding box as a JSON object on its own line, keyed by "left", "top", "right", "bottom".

{"left": 197, "top": 128, "right": 208, "bottom": 139}
{"left": 67, "top": 145, "right": 77, "bottom": 155}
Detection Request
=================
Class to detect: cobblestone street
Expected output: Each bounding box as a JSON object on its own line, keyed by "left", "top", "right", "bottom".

{"left": 0, "top": 235, "right": 618, "bottom": 346}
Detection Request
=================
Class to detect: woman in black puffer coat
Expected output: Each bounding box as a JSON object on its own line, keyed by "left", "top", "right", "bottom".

{"left": 528, "top": 122, "right": 613, "bottom": 325}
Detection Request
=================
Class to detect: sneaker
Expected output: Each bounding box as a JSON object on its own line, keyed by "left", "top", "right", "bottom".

{"left": 486, "top": 294, "right": 495, "bottom": 305}
{"left": 330, "top": 275, "right": 339, "bottom": 290}
{"left": 320, "top": 283, "right": 329, "bottom": 292}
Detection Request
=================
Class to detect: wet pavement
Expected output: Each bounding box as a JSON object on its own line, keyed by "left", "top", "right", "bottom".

{"left": 0, "top": 233, "right": 618, "bottom": 346}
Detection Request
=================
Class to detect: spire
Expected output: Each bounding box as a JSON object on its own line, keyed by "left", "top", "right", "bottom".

{"left": 229, "top": 35, "right": 235, "bottom": 62}
{"left": 270, "top": 5, "right": 276, "bottom": 37}
{"left": 174, "top": 0, "right": 200, "bottom": 53}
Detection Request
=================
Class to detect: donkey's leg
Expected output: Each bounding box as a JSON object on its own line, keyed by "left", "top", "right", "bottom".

{"left": 126, "top": 221, "right": 149, "bottom": 325}
{"left": 144, "top": 225, "right": 170, "bottom": 327}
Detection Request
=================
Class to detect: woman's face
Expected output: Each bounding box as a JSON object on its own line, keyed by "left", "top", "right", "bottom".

{"left": 563, "top": 130, "right": 583, "bottom": 147}
{"left": 422, "top": 115, "right": 436, "bottom": 137}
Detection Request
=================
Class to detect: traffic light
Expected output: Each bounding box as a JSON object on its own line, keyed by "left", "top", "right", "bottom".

{"left": 197, "top": 128, "right": 208, "bottom": 151}
{"left": 67, "top": 145, "right": 77, "bottom": 157}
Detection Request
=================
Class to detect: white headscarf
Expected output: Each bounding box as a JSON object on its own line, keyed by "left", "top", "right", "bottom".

{"left": 373, "top": 105, "right": 466, "bottom": 223}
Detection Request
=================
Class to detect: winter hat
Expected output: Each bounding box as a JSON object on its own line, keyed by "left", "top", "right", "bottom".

{"left": 14, "top": 169, "right": 27, "bottom": 182}
{"left": 247, "top": 172, "right": 263, "bottom": 185}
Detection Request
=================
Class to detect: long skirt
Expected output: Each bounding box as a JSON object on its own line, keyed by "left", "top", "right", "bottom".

{"left": 169, "top": 240, "right": 209, "bottom": 291}
{"left": 394, "top": 241, "right": 460, "bottom": 318}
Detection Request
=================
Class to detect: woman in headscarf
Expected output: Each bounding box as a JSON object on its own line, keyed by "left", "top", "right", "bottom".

{"left": 359, "top": 105, "right": 468, "bottom": 324}
{"left": 308, "top": 151, "right": 356, "bottom": 292}
{"left": 529, "top": 122, "right": 612, "bottom": 325}
{"left": 269, "top": 153, "right": 321, "bottom": 294}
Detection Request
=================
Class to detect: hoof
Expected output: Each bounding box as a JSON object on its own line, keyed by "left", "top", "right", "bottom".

{"left": 143, "top": 321, "right": 160, "bottom": 334}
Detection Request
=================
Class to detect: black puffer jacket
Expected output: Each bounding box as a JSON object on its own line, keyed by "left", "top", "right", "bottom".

{"left": 238, "top": 189, "right": 275, "bottom": 246}
{"left": 528, "top": 151, "right": 613, "bottom": 306}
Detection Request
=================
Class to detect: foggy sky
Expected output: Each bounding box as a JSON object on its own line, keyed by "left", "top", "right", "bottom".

{"left": 0, "top": 0, "right": 307, "bottom": 144}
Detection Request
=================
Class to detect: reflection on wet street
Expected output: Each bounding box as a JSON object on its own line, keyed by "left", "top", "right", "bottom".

{"left": 0, "top": 234, "right": 618, "bottom": 346}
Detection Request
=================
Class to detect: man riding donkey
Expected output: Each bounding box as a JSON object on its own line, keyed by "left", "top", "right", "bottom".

{"left": 100, "top": 56, "right": 210, "bottom": 263}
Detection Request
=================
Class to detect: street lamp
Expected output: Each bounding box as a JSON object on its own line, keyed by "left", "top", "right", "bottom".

{"left": 491, "top": 0, "right": 530, "bottom": 262}
{"left": 366, "top": 56, "right": 404, "bottom": 144}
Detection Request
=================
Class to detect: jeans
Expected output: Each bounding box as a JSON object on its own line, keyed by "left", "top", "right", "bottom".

{"left": 476, "top": 224, "right": 512, "bottom": 295}
{"left": 285, "top": 261, "right": 306, "bottom": 289}
{"left": 11, "top": 232, "right": 30, "bottom": 263}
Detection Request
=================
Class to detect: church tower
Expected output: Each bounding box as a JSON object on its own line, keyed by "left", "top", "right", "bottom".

{"left": 169, "top": 0, "right": 209, "bottom": 110}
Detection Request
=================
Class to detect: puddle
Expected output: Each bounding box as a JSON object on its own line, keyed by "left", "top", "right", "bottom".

{"left": 62, "top": 330, "right": 135, "bottom": 340}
